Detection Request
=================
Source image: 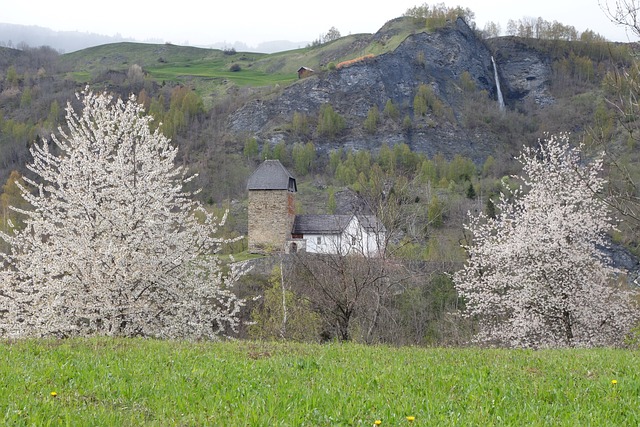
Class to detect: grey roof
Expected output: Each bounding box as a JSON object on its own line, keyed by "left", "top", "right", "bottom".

{"left": 292, "top": 215, "right": 352, "bottom": 234}
{"left": 247, "top": 160, "right": 297, "bottom": 191}
{"left": 292, "top": 214, "right": 386, "bottom": 235}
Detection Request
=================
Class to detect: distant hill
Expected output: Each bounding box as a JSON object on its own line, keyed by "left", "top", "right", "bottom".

{"left": 0, "top": 23, "right": 137, "bottom": 53}
{"left": 205, "top": 40, "right": 310, "bottom": 54}
{"left": 0, "top": 23, "right": 309, "bottom": 54}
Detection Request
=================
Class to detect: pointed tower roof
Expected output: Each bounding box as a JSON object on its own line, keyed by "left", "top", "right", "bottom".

{"left": 247, "top": 159, "right": 297, "bottom": 192}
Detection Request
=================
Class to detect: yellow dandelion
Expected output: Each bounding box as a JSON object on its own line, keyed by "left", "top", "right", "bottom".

{"left": 406, "top": 416, "right": 415, "bottom": 422}
{"left": 50, "top": 391, "right": 57, "bottom": 397}
{"left": 374, "top": 421, "right": 382, "bottom": 426}
{"left": 611, "top": 379, "right": 618, "bottom": 385}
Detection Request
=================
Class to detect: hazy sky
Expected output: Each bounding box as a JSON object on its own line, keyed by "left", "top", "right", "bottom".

{"left": 3, "top": 0, "right": 636, "bottom": 47}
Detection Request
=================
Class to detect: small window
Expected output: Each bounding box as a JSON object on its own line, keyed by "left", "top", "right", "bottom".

{"left": 351, "top": 236, "right": 357, "bottom": 245}
{"left": 316, "top": 236, "right": 322, "bottom": 245}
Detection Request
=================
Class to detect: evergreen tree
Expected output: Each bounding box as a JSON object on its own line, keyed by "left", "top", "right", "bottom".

{"left": 466, "top": 182, "right": 476, "bottom": 199}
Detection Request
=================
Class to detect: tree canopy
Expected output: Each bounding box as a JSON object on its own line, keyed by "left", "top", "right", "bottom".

{"left": 454, "top": 134, "right": 638, "bottom": 348}
{"left": 0, "top": 89, "right": 244, "bottom": 339}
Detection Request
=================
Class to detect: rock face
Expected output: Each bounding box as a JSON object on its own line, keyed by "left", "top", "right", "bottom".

{"left": 229, "top": 18, "right": 553, "bottom": 163}
{"left": 488, "top": 37, "right": 555, "bottom": 107}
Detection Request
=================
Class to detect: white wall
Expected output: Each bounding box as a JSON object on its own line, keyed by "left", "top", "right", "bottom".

{"left": 302, "top": 217, "right": 385, "bottom": 256}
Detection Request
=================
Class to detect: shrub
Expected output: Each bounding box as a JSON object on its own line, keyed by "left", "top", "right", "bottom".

{"left": 317, "top": 103, "right": 346, "bottom": 138}
{"left": 364, "top": 105, "right": 380, "bottom": 134}
{"left": 402, "top": 115, "right": 413, "bottom": 132}
{"left": 336, "top": 54, "right": 375, "bottom": 70}
{"left": 383, "top": 99, "right": 399, "bottom": 121}
{"left": 291, "top": 112, "right": 309, "bottom": 137}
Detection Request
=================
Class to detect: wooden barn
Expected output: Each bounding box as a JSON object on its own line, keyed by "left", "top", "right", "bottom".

{"left": 297, "top": 66, "right": 315, "bottom": 79}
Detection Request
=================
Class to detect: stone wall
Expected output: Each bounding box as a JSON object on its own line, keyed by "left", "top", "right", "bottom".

{"left": 248, "top": 189, "right": 295, "bottom": 253}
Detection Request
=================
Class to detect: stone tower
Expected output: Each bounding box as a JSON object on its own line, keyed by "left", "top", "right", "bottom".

{"left": 246, "top": 160, "right": 297, "bottom": 253}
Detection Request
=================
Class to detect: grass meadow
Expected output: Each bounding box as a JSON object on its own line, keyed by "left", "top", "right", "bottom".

{"left": 0, "top": 338, "right": 638, "bottom": 426}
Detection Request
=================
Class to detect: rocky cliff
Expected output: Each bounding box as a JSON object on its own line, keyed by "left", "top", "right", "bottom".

{"left": 487, "top": 37, "right": 555, "bottom": 107}
{"left": 229, "top": 18, "right": 554, "bottom": 163}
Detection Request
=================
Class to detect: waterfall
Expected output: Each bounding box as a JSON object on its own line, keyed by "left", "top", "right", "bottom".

{"left": 491, "top": 56, "right": 505, "bottom": 112}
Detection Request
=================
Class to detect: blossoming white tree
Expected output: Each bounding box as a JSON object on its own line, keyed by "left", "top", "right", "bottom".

{"left": 0, "top": 90, "right": 244, "bottom": 339}
{"left": 454, "top": 134, "right": 638, "bottom": 348}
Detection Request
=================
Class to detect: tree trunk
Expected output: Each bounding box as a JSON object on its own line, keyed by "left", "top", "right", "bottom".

{"left": 337, "top": 310, "right": 352, "bottom": 341}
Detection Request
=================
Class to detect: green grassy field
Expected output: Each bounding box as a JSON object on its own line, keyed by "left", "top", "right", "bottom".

{"left": 0, "top": 339, "right": 638, "bottom": 426}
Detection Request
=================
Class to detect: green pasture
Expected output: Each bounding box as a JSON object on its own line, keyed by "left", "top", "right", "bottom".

{"left": 60, "top": 42, "right": 297, "bottom": 90}
{"left": 145, "top": 63, "right": 296, "bottom": 87}
{"left": 0, "top": 339, "right": 638, "bottom": 426}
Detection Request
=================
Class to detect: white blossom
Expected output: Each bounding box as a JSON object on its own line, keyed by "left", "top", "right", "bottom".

{"left": 454, "top": 133, "right": 638, "bottom": 348}
{"left": 0, "top": 89, "right": 245, "bottom": 339}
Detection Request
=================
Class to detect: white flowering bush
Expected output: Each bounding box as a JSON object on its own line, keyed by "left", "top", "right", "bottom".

{"left": 454, "top": 134, "right": 638, "bottom": 348}
{"left": 0, "top": 89, "right": 244, "bottom": 339}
